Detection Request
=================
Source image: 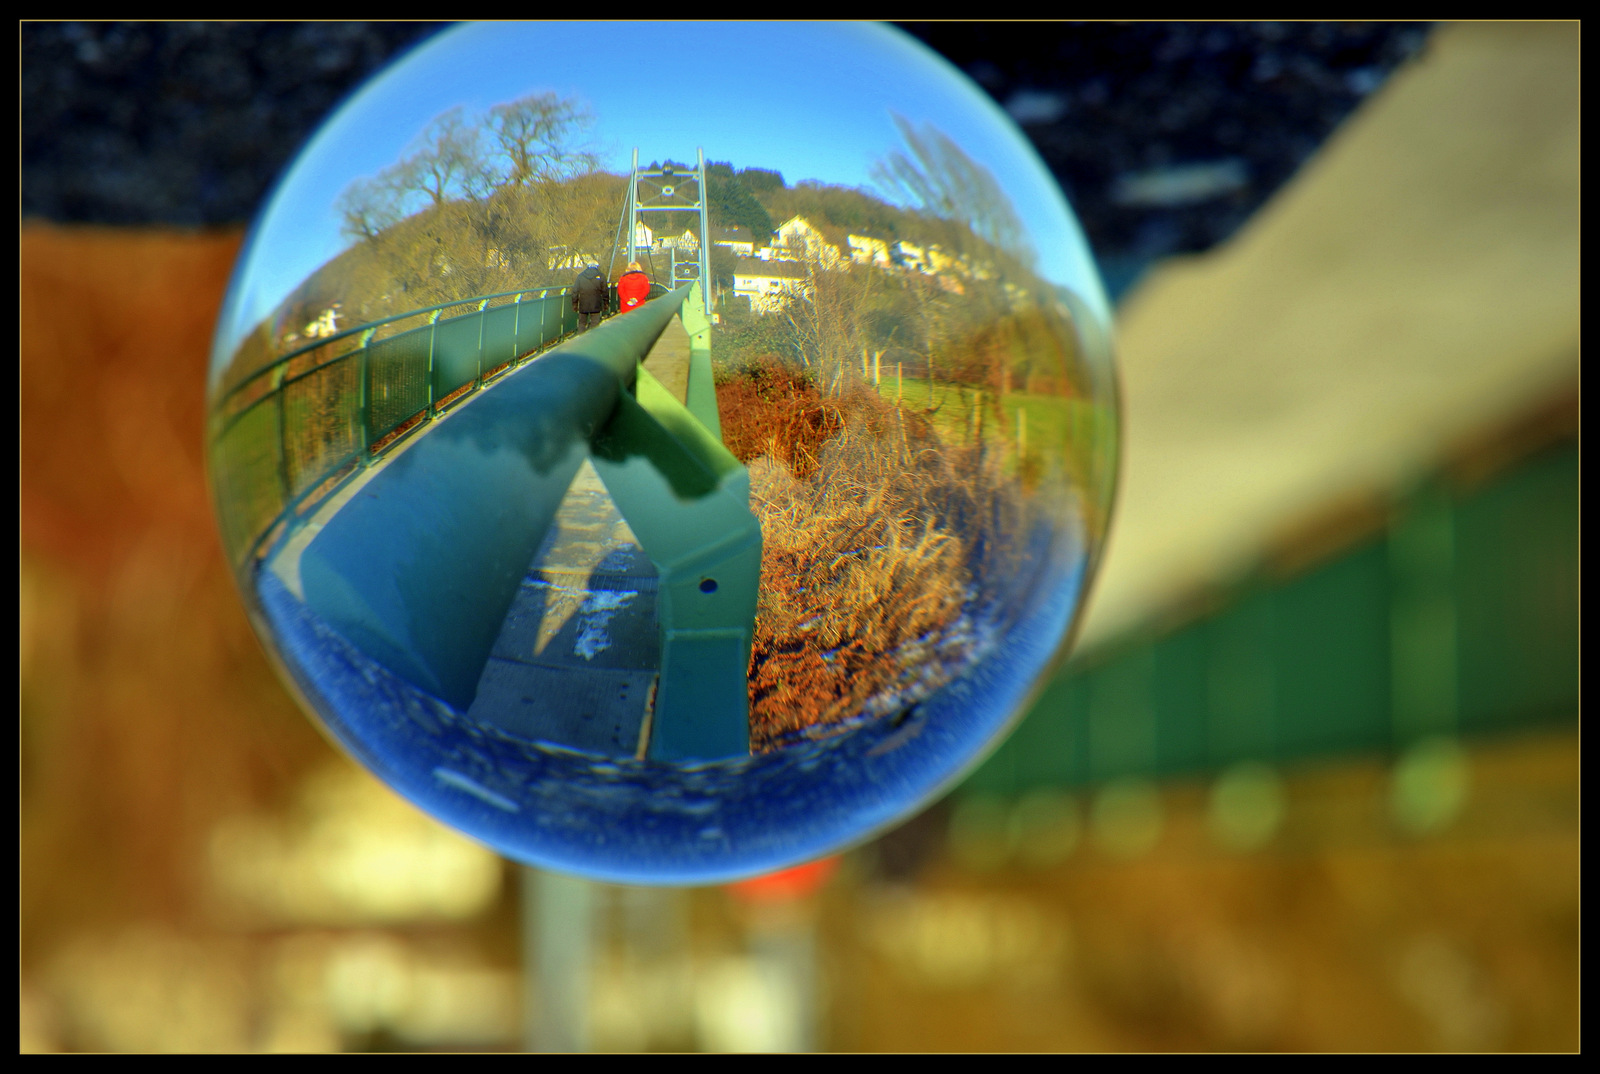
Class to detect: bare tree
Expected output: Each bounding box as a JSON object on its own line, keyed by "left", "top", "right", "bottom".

{"left": 487, "top": 92, "right": 601, "bottom": 188}
{"left": 781, "top": 253, "right": 892, "bottom": 396}
{"left": 869, "top": 115, "right": 1080, "bottom": 445}
{"left": 335, "top": 166, "right": 408, "bottom": 243}
{"left": 871, "top": 114, "right": 1034, "bottom": 274}
{"left": 405, "top": 107, "right": 492, "bottom": 207}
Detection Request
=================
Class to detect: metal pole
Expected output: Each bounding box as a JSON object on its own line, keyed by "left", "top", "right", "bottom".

{"left": 512, "top": 293, "right": 524, "bottom": 363}
{"left": 426, "top": 309, "right": 441, "bottom": 418}
{"left": 522, "top": 867, "right": 596, "bottom": 1053}
{"left": 357, "top": 328, "right": 375, "bottom": 463}
{"left": 698, "top": 147, "right": 712, "bottom": 321}
{"left": 628, "top": 147, "right": 639, "bottom": 268}
{"left": 607, "top": 186, "right": 628, "bottom": 284}
{"left": 476, "top": 299, "right": 490, "bottom": 390}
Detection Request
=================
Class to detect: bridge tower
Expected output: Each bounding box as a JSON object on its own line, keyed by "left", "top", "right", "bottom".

{"left": 615, "top": 147, "right": 714, "bottom": 322}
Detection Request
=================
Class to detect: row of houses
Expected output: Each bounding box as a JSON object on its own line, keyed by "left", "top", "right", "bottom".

{"left": 550, "top": 214, "right": 985, "bottom": 315}
{"left": 726, "top": 216, "right": 986, "bottom": 313}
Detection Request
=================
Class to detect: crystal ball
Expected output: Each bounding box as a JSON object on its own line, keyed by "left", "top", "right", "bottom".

{"left": 207, "top": 22, "right": 1118, "bottom": 884}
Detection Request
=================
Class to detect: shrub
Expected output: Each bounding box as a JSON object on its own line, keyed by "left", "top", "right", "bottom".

{"left": 740, "top": 382, "right": 1009, "bottom": 750}
{"left": 715, "top": 355, "right": 840, "bottom": 480}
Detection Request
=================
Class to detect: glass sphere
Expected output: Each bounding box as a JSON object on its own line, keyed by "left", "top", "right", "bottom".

{"left": 206, "top": 22, "right": 1118, "bottom": 885}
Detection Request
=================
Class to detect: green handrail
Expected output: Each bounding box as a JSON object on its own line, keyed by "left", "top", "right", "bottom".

{"left": 216, "top": 285, "right": 575, "bottom": 406}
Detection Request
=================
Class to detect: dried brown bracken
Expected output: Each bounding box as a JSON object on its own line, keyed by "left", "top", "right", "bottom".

{"left": 718, "top": 369, "right": 1005, "bottom": 752}
{"left": 714, "top": 355, "right": 841, "bottom": 480}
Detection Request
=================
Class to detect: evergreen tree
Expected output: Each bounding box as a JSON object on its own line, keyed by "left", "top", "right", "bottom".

{"left": 736, "top": 166, "right": 786, "bottom": 194}
{"left": 706, "top": 166, "right": 774, "bottom": 240}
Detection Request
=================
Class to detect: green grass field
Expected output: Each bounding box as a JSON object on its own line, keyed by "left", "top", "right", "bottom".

{"left": 870, "top": 372, "right": 1117, "bottom": 541}
{"left": 875, "top": 373, "right": 1112, "bottom": 463}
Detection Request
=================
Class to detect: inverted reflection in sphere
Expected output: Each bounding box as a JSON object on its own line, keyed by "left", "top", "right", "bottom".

{"left": 207, "top": 22, "right": 1117, "bottom": 883}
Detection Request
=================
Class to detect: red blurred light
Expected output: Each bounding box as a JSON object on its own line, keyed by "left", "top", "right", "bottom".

{"left": 725, "top": 856, "right": 841, "bottom": 904}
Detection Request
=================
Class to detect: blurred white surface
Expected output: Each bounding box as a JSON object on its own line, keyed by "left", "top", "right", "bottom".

{"left": 1078, "top": 21, "right": 1580, "bottom": 655}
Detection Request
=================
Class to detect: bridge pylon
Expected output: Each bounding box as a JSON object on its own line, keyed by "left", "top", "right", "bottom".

{"left": 614, "top": 147, "right": 714, "bottom": 322}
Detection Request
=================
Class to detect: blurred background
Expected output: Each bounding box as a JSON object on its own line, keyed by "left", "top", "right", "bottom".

{"left": 20, "top": 21, "right": 1578, "bottom": 1052}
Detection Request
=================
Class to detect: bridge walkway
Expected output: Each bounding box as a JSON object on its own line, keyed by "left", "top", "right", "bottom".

{"left": 465, "top": 313, "right": 695, "bottom": 757}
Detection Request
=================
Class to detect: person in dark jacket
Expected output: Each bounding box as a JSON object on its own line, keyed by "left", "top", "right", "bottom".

{"left": 572, "top": 264, "right": 608, "bottom": 331}
{"left": 616, "top": 261, "right": 651, "bottom": 313}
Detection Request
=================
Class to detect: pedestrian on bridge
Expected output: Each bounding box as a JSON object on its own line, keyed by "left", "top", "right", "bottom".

{"left": 616, "top": 261, "right": 651, "bottom": 313}
{"left": 572, "top": 263, "right": 609, "bottom": 332}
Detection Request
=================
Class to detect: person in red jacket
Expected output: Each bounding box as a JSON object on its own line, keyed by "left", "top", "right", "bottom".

{"left": 616, "top": 261, "right": 651, "bottom": 313}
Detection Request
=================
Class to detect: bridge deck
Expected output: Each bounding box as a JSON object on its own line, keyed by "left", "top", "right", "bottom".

{"left": 640, "top": 311, "right": 691, "bottom": 401}
{"left": 466, "top": 311, "right": 693, "bottom": 757}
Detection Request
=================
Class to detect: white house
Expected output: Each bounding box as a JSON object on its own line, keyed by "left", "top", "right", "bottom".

{"left": 732, "top": 257, "right": 813, "bottom": 314}
{"left": 303, "top": 303, "right": 342, "bottom": 339}
{"left": 847, "top": 233, "right": 892, "bottom": 268}
{"left": 281, "top": 303, "right": 343, "bottom": 348}
{"left": 633, "top": 221, "right": 654, "bottom": 249}
{"left": 658, "top": 227, "right": 700, "bottom": 252}
{"left": 771, "top": 215, "right": 843, "bottom": 267}
{"left": 892, "top": 239, "right": 928, "bottom": 273}
{"left": 925, "top": 245, "right": 968, "bottom": 277}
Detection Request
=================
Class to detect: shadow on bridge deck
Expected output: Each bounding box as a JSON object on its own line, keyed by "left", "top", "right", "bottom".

{"left": 466, "top": 313, "right": 695, "bottom": 756}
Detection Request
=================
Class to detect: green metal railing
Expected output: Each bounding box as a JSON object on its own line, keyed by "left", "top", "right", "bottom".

{"left": 961, "top": 436, "right": 1580, "bottom": 799}
{"left": 210, "top": 287, "right": 585, "bottom": 572}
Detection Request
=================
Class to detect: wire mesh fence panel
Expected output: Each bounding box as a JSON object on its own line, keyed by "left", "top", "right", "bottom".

{"left": 282, "top": 338, "right": 347, "bottom": 383}
{"left": 432, "top": 310, "right": 486, "bottom": 402}
{"left": 480, "top": 301, "right": 520, "bottom": 370}
{"left": 281, "top": 357, "right": 362, "bottom": 502}
{"left": 513, "top": 298, "right": 538, "bottom": 357}
{"left": 367, "top": 325, "right": 433, "bottom": 443}
{"left": 516, "top": 293, "right": 556, "bottom": 356}
{"left": 212, "top": 397, "right": 286, "bottom": 568}
{"left": 215, "top": 368, "right": 281, "bottom": 432}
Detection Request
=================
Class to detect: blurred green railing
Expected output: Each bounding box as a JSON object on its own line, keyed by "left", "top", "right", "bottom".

{"left": 209, "top": 287, "right": 587, "bottom": 572}
{"left": 962, "top": 436, "right": 1581, "bottom": 798}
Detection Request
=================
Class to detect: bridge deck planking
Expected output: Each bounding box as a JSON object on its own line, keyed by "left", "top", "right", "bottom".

{"left": 466, "top": 310, "right": 693, "bottom": 756}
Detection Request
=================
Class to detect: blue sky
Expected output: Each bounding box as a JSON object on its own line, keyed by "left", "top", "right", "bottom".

{"left": 213, "top": 22, "right": 1108, "bottom": 378}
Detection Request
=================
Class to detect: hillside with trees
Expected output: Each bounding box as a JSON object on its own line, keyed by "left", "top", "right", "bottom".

{"left": 220, "top": 92, "right": 621, "bottom": 393}
{"left": 221, "top": 100, "right": 1086, "bottom": 418}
